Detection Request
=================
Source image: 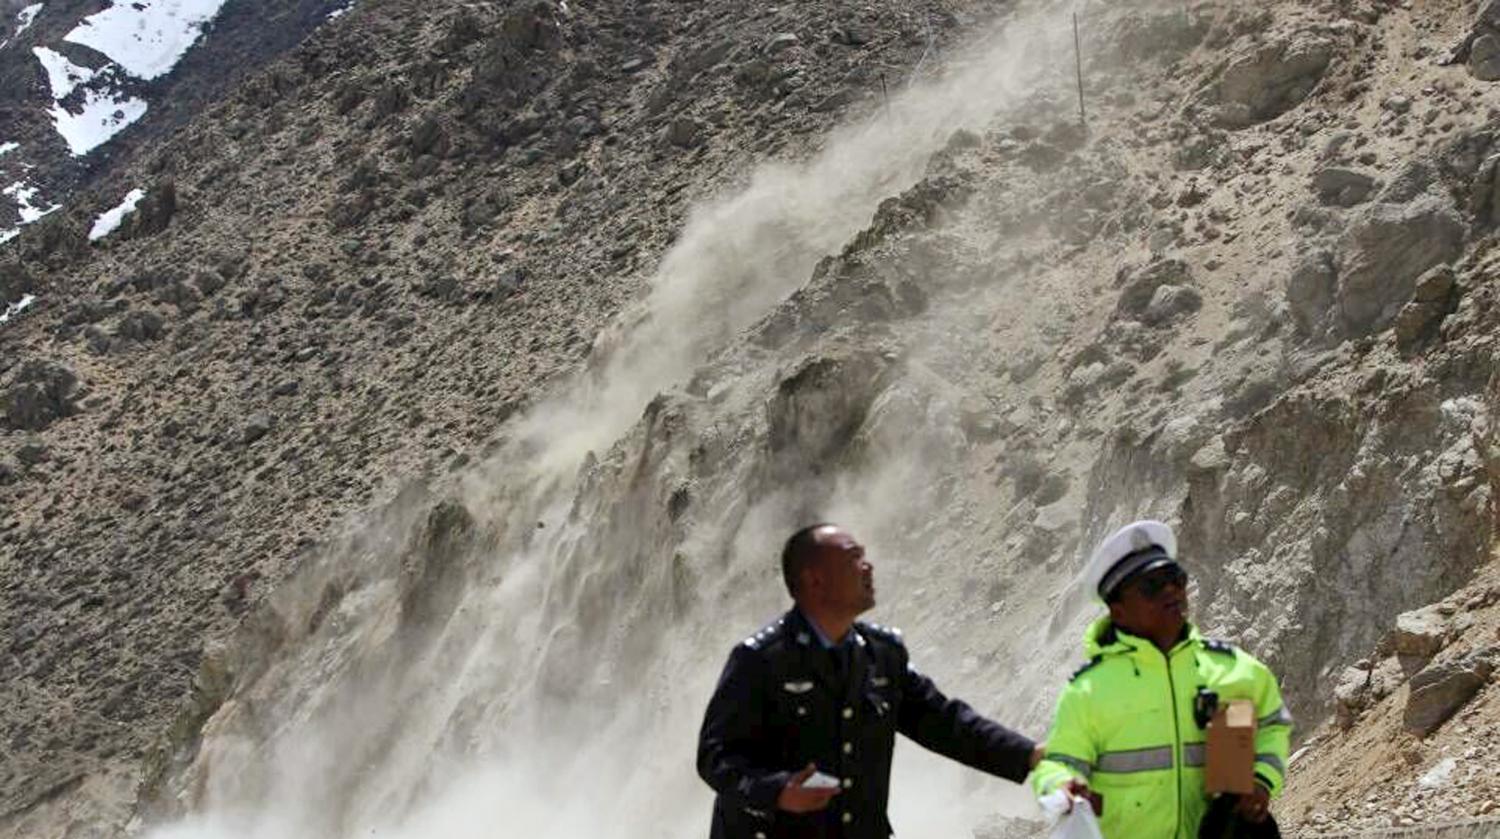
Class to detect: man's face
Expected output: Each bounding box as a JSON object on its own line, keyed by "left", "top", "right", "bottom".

{"left": 1108, "top": 564, "right": 1189, "bottom": 643}
{"left": 807, "top": 526, "right": 876, "bottom": 615}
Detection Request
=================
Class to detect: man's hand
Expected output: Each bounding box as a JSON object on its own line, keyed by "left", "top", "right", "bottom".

{"left": 1030, "top": 743, "right": 1046, "bottom": 769}
{"left": 1233, "top": 784, "right": 1271, "bottom": 823}
{"left": 776, "top": 764, "right": 840, "bottom": 813}
{"left": 1064, "top": 780, "right": 1104, "bottom": 817}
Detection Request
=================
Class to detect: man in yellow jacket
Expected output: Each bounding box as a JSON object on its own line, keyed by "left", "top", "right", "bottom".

{"left": 1031, "top": 521, "right": 1293, "bottom": 838}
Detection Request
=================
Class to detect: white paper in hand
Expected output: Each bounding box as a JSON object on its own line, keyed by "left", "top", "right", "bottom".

{"left": 802, "top": 771, "right": 840, "bottom": 790}
{"left": 1048, "top": 798, "right": 1103, "bottom": 839}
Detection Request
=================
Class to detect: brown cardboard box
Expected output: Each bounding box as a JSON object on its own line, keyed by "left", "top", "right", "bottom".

{"left": 1204, "top": 699, "right": 1257, "bottom": 794}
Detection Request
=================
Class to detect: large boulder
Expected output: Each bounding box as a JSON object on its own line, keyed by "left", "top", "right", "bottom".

{"left": 766, "top": 351, "right": 890, "bottom": 467}
{"left": 1115, "top": 259, "right": 1194, "bottom": 322}
{"left": 1403, "top": 652, "right": 1494, "bottom": 736}
{"left": 0, "top": 261, "right": 36, "bottom": 303}
{"left": 1337, "top": 198, "right": 1465, "bottom": 335}
{"left": 1393, "top": 267, "right": 1459, "bottom": 350}
{"left": 2, "top": 360, "right": 81, "bottom": 431}
{"left": 1465, "top": 2, "right": 1500, "bottom": 81}
{"left": 1214, "top": 32, "right": 1334, "bottom": 128}
{"left": 664, "top": 117, "right": 704, "bottom": 149}
{"left": 1314, "top": 167, "right": 1378, "bottom": 207}
{"left": 1391, "top": 605, "right": 1450, "bottom": 660}
{"left": 126, "top": 182, "right": 177, "bottom": 239}
{"left": 1471, "top": 33, "right": 1500, "bottom": 81}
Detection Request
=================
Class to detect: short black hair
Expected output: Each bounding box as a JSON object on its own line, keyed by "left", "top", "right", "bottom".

{"left": 781, "top": 523, "right": 834, "bottom": 597}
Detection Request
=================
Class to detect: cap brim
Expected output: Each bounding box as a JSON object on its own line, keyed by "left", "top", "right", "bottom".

{"left": 1099, "top": 549, "right": 1178, "bottom": 599}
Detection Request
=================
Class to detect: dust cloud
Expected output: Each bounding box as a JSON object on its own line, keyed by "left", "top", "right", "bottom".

{"left": 143, "top": 3, "right": 1097, "bottom": 838}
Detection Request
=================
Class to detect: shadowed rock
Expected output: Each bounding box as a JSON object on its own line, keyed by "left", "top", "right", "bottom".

{"left": 1403, "top": 653, "right": 1493, "bottom": 736}
{"left": 1337, "top": 198, "right": 1465, "bottom": 335}
{"left": 3, "top": 360, "right": 81, "bottom": 431}
{"left": 1214, "top": 31, "right": 1333, "bottom": 128}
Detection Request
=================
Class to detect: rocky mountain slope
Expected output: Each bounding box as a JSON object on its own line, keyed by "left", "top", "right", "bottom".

{"left": 1286, "top": 556, "right": 1500, "bottom": 836}
{"left": 5, "top": 0, "right": 1500, "bottom": 837}
{"left": 1, "top": 0, "right": 347, "bottom": 242}
{"left": 0, "top": 0, "right": 1000, "bottom": 833}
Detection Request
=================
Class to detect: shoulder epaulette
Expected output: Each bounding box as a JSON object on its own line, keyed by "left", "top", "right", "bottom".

{"left": 741, "top": 618, "right": 787, "bottom": 650}
{"left": 1070, "top": 656, "right": 1103, "bottom": 682}
{"left": 859, "top": 621, "right": 906, "bottom": 646}
{"left": 1203, "top": 639, "right": 1237, "bottom": 656}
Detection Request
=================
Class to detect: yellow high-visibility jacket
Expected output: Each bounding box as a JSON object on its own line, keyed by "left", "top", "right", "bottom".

{"left": 1031, "top": 618, "right": 1293, "bottom": 839}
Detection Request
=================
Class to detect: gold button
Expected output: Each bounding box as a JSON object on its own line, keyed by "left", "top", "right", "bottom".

{"left": 843, "top": 742, "right": 853, "bottom": 754}
{"left": 842, "top": 812, "right": 853, "bottom": 824}
{"left": 842, "top": 777, "right": 854, "bottom": 789}
{"left": 842, "top": 707, "right": 853, "bottom": 719}
{"left": 755, "top": 834, "right": 766, "bottom": 839}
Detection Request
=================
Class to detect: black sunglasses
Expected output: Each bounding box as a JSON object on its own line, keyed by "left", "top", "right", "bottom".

{"left": 1128, "top": 566, "right": 1188, "bottom": 599}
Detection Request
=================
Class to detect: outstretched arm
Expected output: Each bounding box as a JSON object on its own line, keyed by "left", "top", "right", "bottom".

{"left": 897, "top": 660, "right": 1037, "bottom": 782}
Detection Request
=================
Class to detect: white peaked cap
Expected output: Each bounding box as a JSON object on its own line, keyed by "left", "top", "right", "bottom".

{"left": 1083, "top": 520, "right": 1178, "bottom": 604}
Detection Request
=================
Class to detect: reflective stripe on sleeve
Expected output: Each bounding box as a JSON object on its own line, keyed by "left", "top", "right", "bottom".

{"left": 1048, "top": 754, "right": 1094, "bottom": 778}
{"left": 1096, "top": 746, "right": 1175, "bottom": 774}
{"left": 1258, "top": 706, "right": 1294, "bottom": 728}
{"left": 1255, "top": 753, "right": 1286, "bottom": 775}
{"left": 1182, "top": 743, "right": 1206, "bottom": 767}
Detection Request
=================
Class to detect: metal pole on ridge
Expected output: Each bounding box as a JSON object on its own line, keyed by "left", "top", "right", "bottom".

{"left": 1073, "top": 12, "right": 1088, "bottom": 133}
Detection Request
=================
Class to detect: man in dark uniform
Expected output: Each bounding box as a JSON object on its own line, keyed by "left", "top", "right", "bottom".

{"left": 697, "top": 523, "right": 1039, "bottom": 839}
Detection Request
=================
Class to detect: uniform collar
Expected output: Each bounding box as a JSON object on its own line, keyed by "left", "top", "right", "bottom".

{"left": 793, "top": 606, "right": 857, "bottom": 649}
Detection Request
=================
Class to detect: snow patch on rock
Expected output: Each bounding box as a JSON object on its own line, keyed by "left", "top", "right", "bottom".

{"left": 4, "top": 180, "right": 60, "bottom": 223}
{"left": 89, "top": 187, "right": 146, "bottom": 240}
{"left": 32, "top": 45, "right": 95, "bottom": 98}
{"left": 63, "top": 0, "right": 228, "bottom": 80}
{"left": 48, "top": 90, "right": 148, "bottom": 155}
{"left": 0, "top": 3, "right": 43, "bottom": 50}
{"left": 0, "top": 142, "right": 17, "bottom": 157}
{"left": 0, "top": 294, "right": 37, "bottom": 324}
{"left": 16, "top": 3, "right": 43, "bottom": 35}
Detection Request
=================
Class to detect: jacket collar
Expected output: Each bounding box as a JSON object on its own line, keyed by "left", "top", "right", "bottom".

{"left": 1083, "top": 615, "right": 1203, "bottom": 660}
{"left": 785, "top": 607, "right": 862, "bottom": 649}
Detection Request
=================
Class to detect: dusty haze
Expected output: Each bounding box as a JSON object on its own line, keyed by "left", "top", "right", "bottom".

{"left": 141, "top": 4, "right": 1085, "bottom": 837}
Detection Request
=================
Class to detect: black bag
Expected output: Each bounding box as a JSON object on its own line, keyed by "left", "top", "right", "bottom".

{"left": 1199, "top": 794, "right": 1281, "bottom": 839}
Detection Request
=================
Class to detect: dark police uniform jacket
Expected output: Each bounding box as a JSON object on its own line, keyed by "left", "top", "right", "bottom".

{"left": 697, "top": 609, "right": 1035, "bottom": 839}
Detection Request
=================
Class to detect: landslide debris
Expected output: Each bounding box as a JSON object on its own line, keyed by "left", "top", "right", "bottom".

{"left": 0, "top": 0, "right": 1003, "bottom": 830}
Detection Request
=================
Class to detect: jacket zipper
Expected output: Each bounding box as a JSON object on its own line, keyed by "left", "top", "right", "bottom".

{"left": 1163, "top": 644, "right": 1183, "bottom": 839}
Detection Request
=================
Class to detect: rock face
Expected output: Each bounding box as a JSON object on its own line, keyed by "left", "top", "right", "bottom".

{"left": 1285, "top": 248, "right": 1337, "bottom": 336}
{"left": 1470, "top": 154, "right": 1500, "bottom": 227}
{"left": 1336, "top": 197, "right": 1465, "bottom": 335}
{"left": 1214, "top": 31, "right": 1333, "bottom": 128}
